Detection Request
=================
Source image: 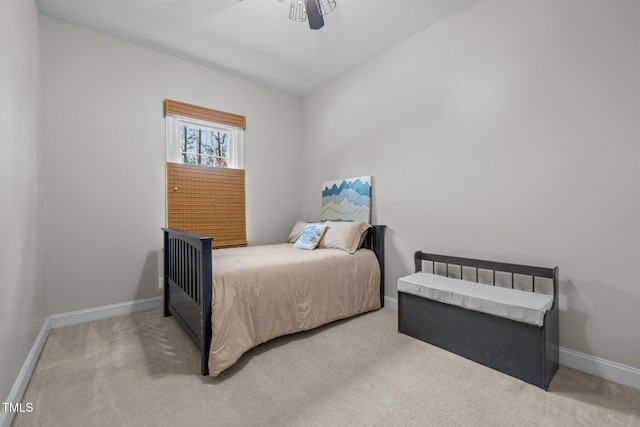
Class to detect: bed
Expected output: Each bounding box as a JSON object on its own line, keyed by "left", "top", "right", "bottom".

{"left": 398, "top": 251, "right": 559, "bottom": 390}
{"left": 162, "top": 223, "right": 386, "bottom": 376}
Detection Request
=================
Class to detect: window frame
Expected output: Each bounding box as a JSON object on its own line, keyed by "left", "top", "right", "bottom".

{"left": 166, "top": 114, "right": 244, "bottom": 169}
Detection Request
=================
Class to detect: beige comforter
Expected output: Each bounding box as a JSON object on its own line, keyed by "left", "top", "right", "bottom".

{"left": 209, "top": 243, "right": 381, "bottom": 376}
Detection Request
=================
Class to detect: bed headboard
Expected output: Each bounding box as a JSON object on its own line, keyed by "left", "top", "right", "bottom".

{"left": 363, "top": 225, "right": 386, "bottom": 307}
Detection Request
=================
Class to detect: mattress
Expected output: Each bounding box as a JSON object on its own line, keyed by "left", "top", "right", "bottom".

{"left": 398, "top": 272, "right": 553, "bottom": 327}
{"left": 209, "top": 243, "right": 381, "bottom": 376}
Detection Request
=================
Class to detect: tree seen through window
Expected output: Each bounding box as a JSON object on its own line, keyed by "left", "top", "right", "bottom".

{"left": 180, "top": 124, "right": 229, "bottom": 167}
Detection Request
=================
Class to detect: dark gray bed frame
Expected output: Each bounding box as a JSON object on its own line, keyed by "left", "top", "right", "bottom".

{"left": 398, "top": 251, "right": 559, "bottom": 390}
{"left": 163, "top": 225, "right": 386, "bottom": 376}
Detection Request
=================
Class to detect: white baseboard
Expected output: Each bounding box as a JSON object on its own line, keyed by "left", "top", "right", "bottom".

{"left": 0, "top": 317, "right": 51, "bottom": 427}
{"left": 49, "top": 296, "right": 163, "bottom": 329}
{"left": 559, "top": 346, "right": 640, "bottom": 391}
{"left": 2, "top": 296, "right": 164, "bottom": 427}
{"left": 384, "top": 296, "right": 640, "bottom": 390}
{"left": 384, "top": 295, "right": 398, "bottom": 310}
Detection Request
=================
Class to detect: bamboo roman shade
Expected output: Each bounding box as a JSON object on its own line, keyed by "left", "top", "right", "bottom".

{"left": 167, "top": 162, "right": 247, "bottom": 249}
{"left": 164, "top": 99, "right": 246, "bottom": 129}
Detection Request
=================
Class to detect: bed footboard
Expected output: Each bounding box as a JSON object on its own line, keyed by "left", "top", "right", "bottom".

{"left": 162, "top": 228, "right": 212, "bottom": 375}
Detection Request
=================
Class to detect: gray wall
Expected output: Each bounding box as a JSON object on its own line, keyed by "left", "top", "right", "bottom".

{"left": 0, "top": 0, "right": 47, "bottom": 405}
{"left": 40, "top": 16, "right": 303, "bottom": 315}
{"left": 301, "top": 0, "right": 640, "bottom": 369}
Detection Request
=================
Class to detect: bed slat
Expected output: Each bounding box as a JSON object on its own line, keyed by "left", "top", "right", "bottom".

{"left": 163, "top": 228, "right": 212, "bottom": 375}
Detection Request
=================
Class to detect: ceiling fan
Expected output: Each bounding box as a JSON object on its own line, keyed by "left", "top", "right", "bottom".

{"left": 277, "top": 0, "right": 337, "bottom": 30}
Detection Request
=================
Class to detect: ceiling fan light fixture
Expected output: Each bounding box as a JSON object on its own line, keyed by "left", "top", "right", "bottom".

{"left": 282, "top": 0, "right": 336, "bottom": 25}
{"left": 288, "top": 0, "right": 307, "bottom": 23}
{"left": 317, "top": 0, "right": 337, "bottom": 16}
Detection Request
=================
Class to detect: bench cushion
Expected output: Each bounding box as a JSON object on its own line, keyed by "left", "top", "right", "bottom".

{"left": 397, "top": 273, "right": 553, "bottom": 327}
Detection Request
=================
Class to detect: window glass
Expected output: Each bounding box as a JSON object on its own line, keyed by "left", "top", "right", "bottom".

{"left": 179, "top": 123, "right": 229, "bottom": 167}
{"left": 166, "top": 115, "right": 243, "bottom": 169}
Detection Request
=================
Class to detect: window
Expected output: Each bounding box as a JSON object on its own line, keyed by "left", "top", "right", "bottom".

{"left": 164, "top": 99, "right": 248, "bottom": 248}
{"left": 165, "top": 99, "right": 245, "bottom": 169}
{"left": 178, "top": 120, "right": 230, "bottom": 167}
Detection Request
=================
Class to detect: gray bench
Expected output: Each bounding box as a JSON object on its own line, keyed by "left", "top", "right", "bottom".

{"left": 398, "top": 251, "right": 559, "bottom": 390}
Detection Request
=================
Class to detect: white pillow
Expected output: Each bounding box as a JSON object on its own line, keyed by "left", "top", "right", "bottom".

{"left": 288, "top": 220, "right": 315, "bottom": 242}
{"left": 319, "top": 221, "right": 371, "bottom": 254}
{"left": 294, "top": 224, "right": 328, "bottom": 250}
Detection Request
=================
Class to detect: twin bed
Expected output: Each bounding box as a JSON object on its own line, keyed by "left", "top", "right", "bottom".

{"left": 163, "top": 223, "right": 386, "bottom": 376}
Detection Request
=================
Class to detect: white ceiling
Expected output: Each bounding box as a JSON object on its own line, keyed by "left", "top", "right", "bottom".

{"left": 37, "top": 0, "right": 475, "bottom": 96}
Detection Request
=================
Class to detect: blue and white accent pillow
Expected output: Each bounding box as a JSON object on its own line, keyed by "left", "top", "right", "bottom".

{"left": 294, "top": 224, "right": 328, "bottom": 250}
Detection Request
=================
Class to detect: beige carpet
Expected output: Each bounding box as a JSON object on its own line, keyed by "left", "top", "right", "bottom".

{"left": 13, "top": 308, "right": 640, "bottom": 426}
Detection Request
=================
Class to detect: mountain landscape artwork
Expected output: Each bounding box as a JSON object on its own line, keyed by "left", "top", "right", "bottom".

{"left": 321, "top": 176, "right": 372, "bottom": 222}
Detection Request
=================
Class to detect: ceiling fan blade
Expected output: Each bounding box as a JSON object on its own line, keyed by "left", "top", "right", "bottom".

{"left": 305, "top": 0, "right": 324, "bottom": 30}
